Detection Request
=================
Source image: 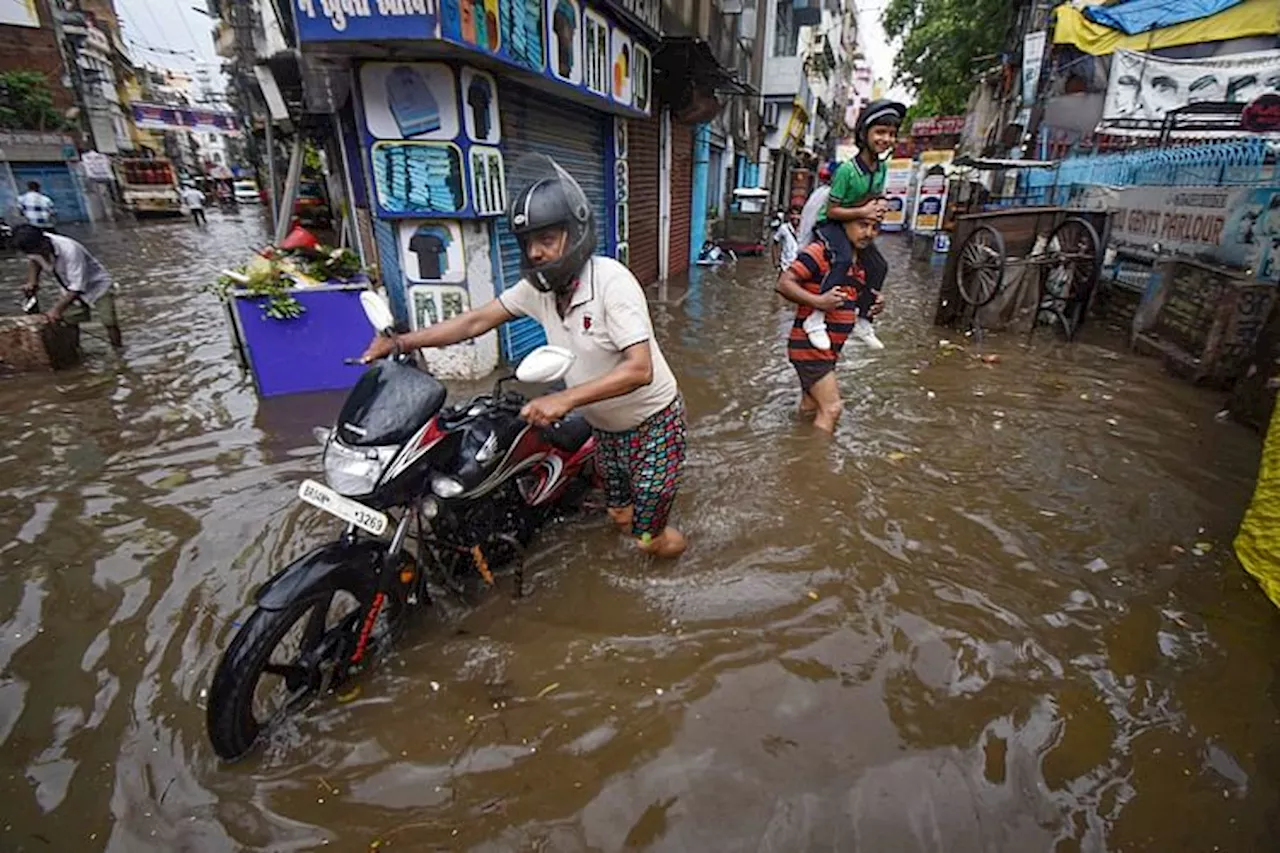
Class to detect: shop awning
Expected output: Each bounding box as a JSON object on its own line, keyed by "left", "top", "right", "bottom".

{"left": 653, "top": 38, "right": 757, "bottom": 97}
{"left": 1054, "top": 0, "right": 1280, "bottom": 56}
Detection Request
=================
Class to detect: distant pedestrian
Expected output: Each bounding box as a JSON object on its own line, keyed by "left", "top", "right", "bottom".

{"left": 796, "top": 161, "right": 835, "bottom": 248}
{"left": 771, "top": 205, "right": 802, "bottom": 271}
{"left": 181, "top": 185, "right": 207, "bottom": 225}
{"left": 16, "top": 224, "right": 122, "bottom": 349}
{"left": 17, "top": 181, "right": 55, "bottom": 229}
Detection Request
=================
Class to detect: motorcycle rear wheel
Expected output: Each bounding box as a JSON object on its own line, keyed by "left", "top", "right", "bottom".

{"left": 206, "top": 587, "right": 394, "bottom": 761}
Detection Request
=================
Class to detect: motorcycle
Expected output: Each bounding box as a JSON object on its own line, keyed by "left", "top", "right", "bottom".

{"left": 206, "top": 292, "right": 598, "bottom": 761}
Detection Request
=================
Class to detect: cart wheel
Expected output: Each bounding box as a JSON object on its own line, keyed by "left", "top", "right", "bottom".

{"left": 1042, "top": 216, "right": 1101, "bottom": 340}
{"left": 1045, "top": 216, "right": 1100, "bottom": 301}
{"left": 957, "top": 225, "right": 1005, "bottom": 307}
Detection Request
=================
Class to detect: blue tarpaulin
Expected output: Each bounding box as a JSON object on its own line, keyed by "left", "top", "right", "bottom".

{"left": 1084, "top": 0, "right": 1246, "bottom": 35}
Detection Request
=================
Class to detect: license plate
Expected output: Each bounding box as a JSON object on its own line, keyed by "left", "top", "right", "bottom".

{"left": 298, "top": 479, "right": 389, "bottom": 536}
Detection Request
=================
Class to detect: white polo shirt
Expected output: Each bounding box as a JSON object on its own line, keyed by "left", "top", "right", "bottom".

{"left": 498, "top": 256, "right": 679, "bottom": 433}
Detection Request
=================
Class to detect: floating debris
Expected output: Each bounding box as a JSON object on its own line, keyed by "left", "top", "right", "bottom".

{"left": 535, "top": 682, "right": 560, "bottom": 700}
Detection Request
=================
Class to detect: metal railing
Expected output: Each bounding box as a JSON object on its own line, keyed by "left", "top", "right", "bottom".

{"left": 1022, "top": 137, "right": 1278, "bottom": 206}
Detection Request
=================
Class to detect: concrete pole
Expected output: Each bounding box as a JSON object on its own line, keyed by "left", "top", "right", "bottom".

{"left": 274, "top": 131, "right": 304, "bottom": 243}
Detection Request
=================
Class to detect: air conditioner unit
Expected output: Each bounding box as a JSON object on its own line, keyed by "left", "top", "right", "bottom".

{"left": 762, "top": 101, "right": 780, "bottom": 129}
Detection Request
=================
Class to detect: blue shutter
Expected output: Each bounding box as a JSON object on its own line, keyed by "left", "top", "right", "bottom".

{"left": 11, "top": 163, "right": 88, "bottom": 223}
{"left": 496, "top": 84, "right": 608, "bottom": 363}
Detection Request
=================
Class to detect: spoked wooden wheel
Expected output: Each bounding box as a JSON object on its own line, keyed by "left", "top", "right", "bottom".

{"left": 957, "top": 225, "right": 1006, "bottom": 307}
{"left": 1040, "top": 216, "right": 1101, "bottom": 339}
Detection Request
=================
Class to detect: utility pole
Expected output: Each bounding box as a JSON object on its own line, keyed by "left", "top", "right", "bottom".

{"left": 226, "top": 0, "right": 273, "bottom": 228}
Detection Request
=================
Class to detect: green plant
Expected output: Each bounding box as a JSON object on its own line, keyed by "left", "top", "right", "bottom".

{"left": 0, "top": 71, "right": 68, "bottom": 131}
{"left": 302, "top": 246, "right": 362, "bottom": 282}
{"left": 208, "top": 257, "right": 305, "bottom": 321}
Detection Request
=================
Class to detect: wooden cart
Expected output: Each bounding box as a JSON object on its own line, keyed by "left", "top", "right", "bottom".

{"left": 934, "top": 206, "right": 1110, "bottom": 340}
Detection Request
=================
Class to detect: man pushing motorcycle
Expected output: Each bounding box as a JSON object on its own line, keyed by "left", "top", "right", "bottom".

{"left": 362, "top": 157, "right": 687, "bottom": 558}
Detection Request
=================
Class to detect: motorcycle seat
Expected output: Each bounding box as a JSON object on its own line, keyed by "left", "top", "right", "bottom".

{"left": 541, "top": 414, "right": 592, "bottom": 453}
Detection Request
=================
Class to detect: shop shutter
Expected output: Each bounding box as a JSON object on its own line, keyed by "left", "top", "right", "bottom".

{"left": 495, "top": 83, "right": 608, "bottom": 362}
{"left": 669, "top": 121, "right": 693, "bottom": 278}
{"left": 627, "top": 115, "right": 660, "bottom": 286}
{"left": 12, "top": 163, "right": 87, "bottom": 222}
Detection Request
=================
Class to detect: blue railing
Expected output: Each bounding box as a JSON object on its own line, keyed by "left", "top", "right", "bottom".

{"left": 1022, "top": 138, "right": 1277, "bottom": 206}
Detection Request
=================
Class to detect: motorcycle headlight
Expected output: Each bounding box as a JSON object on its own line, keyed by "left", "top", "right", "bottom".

{"left": 323, "top": 441, "right": 397, "bottom": 497}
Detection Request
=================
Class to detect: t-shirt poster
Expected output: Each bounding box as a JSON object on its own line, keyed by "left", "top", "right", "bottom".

{"left": 913, "top": 150, "right": 954, "bottom": 233}
{"left": 360, "top": 61, "right": 505, "bottom": 219}
{"left": 881, "top": 157, "right": 914, "bottom": 231}
{"left": 398, "top": 220, "right": 467, "bottom": 284}
{"left": 548, "top": 0, "right": 581, "bottom": 84}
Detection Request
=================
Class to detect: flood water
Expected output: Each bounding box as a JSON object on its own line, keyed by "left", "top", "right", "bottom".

{"left": 1, "top": 212, "right": 1277, "bottom": 851}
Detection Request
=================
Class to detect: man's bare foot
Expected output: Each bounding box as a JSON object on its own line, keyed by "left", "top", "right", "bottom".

{"left": 637, "top": 526, "right": 687, "bottom": 558}
{"left": 607, "top": 506, "right": 633, "bottom": 531}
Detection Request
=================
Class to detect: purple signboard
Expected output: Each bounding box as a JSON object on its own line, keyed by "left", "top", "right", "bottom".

{"left": 233, "top": 287, "right": 373, "bottom": 397}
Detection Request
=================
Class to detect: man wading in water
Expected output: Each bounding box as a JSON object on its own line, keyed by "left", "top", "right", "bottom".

{"left": 775, "top": 210, "right": 882, "bottom": 432}
{"left": 361, "top": 157, "right": 687, "bottom": 557}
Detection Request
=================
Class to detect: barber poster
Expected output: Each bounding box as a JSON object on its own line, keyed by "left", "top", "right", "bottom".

{"left": 880, "top": 157, "right": 914, "bottom": 231}
{"left": 912, "top": 150, "right": 953, "bottom": 233}
{"left": 1103, "top": 48, "right": 1280, "bottom": 131}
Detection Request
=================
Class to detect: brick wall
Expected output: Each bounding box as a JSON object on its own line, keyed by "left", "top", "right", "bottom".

{"left": 0, "top": 3, "right": 76, "bottom": 115}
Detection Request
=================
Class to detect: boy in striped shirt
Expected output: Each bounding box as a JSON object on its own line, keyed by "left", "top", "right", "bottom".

{"left": 775, "top": 210, "right": 882, "bottom": 432}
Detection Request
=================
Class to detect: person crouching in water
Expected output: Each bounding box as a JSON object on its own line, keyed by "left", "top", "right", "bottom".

{"left": 776, "top": 210, "right": 883, "bottom": 432}
{"left": 16, "top": 224, "right": 123, "bottom": 348}
{"left": 360, "top": 158, "right": 687, "bottom": 557}
{"left": 808, "top": 99, "right": 905, "bottom": 352}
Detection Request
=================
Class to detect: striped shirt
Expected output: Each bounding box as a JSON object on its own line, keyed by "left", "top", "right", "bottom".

{"left": 786, "top": 242, "right": 864, "bottom": 365}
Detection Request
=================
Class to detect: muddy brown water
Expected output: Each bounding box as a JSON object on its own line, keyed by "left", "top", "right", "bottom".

{"left": 0, "top": 213, "right": 1277, "bottom": 851}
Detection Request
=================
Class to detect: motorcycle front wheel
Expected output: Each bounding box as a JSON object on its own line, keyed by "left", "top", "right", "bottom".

{"left": 206, "top": 587, "right": 397, "bottom": 761}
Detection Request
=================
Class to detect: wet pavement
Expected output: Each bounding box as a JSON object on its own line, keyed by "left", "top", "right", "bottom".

{"left": 1, "top": 212, "right": 1277, "bottom": 852}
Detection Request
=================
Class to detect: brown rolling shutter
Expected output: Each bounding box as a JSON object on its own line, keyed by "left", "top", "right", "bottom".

{"left": 669, "top": 121, "right": 693, "bottom": 278}
{"left": 627, "top": 115, "right": 660, "bottom": 287}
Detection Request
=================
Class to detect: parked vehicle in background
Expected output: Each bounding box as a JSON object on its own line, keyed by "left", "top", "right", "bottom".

{"left": 115, "top": 158, "right": 183, "bottom": 218}
{"left": 293, "top": 180, "right": 332, "bottom": 227}
{"left": 234, "top": 180, "right": 261, "bottom": 204}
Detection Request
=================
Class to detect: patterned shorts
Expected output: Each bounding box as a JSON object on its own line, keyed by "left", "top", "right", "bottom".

{"left": 595, "top": 397, "right": 687, "bottom": 539}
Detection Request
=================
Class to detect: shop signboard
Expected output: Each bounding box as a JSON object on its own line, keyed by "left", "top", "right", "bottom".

{"left": 1073, "top": 184, "right": 1280, "bottom": 282}
{"left": 1022, "top": 31, "right": 1046, "bottom": 107}
{"left": 909, "top": 116, "right": 965, "bottom": 137}
{"left": 132, "top": 103, "right": 238, "bottom": 134}
{"left": 358, "top": 61, "right": 504, "bottom": 219}
{"left": 0, "top": 0, "right": 39, "bottom": 28}
{"left": 293, "top": 0, "right": 438, "bottom": 41}
{"left": 912, "top": 150, "right": 953, "bottom": 233}
{"left": 296, "top": 0, "right": 650, "bottom": 116}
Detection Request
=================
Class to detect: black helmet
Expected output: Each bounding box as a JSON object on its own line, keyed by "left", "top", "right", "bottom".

{"left": 508, "top": 156, "right": 596, "bottom": 294}
{"left": 854, "top": 99, "right": 907, "bottom": 156}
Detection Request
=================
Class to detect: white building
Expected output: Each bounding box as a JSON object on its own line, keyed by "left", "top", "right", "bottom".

{"left": 759, "top": 0, "right": 859, "bottom": 209}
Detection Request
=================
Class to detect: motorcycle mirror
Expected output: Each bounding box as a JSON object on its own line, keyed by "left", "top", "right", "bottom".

{"left": 360, "top": 290, "right": 396, "bottom": 334}
{"left": 515, "top": 345, "right": 576, "bottom": 384}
